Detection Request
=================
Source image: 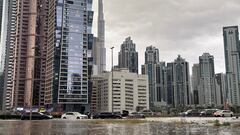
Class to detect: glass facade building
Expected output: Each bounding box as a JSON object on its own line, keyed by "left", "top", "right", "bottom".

{"left": 46, "top": 0, "right": 93, "bottom": 112}
{"left": 142, "top": 46, "right": 168, "bottom": 111}
{"left": 0, "top": 0, "right": 4, "bottom": 110}
{"left": 199, "top": 53, "right": 216, "bottom": 106}
{"left": 191, "top": 64, "right": 200, "bottom": 105}
{"left": 223, "top": 26, "right": 240, "bottom": 106}
{"left": 170, "top": 55, "right": 191, "bottom": 107}
{"left": 118, "top": 37, "right": 138, "bottom": 74}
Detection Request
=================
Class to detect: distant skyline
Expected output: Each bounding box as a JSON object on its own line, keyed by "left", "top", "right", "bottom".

{"left": 93, "top": 0, "right": 240, "bottom": 74}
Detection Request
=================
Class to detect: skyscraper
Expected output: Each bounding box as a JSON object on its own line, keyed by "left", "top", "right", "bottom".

{"left": 215, "top": 73, "right": 227, "bottom": 107}
{"left": 0, "top": 0, "right": 3, "bottom": 37}
{"left": 199, "top": 53, "right": 216, "bottom": 106}
{"left": 166, "top": 63, "right": 174, "bottom": 105}
{"left": 0, "top": 0, "right": 3, "bottom": 42}
{"left": 144, "top": 46, "right": 159, "bottom": 64}
{"left": 223, "top": 26, "right": 240, "bottom": 106}
{"left": 192, "top": 64, "right": 200, "bottom": 105}
{"left": 170, "top": 55, "right": 191, "bottom": 107}
{"left": 45, "top": 0, "right": 94, "bottom": 112}
{"left": 2, "top": 0, "right": 48, "bottom": 111}
{"left": 142, "top": 46, "right": 167, "bottom": 110}
{"left": 118, "top": 37, "right": 138, "bottom": 73}
{"left": 0, "top": 0, "right": 9, "bottom": 73}
{"left": 92, "top": 0, "right": 106, "bottom": 75}
{"left": 0, "top": 0, "right": 4, "bottom": 110}
{"left": 2, "top": 0, "right": 17, "bottom": 111}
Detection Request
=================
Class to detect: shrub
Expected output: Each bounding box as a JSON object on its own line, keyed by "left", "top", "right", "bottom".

{"left": 52, "top": 114, "right": 61, "bottom": 118}
{"left": 222, "top": 122, "right": 231, "bottom": 126}
{"left": 214, "top": 120, "right": 220, "bottom": 126}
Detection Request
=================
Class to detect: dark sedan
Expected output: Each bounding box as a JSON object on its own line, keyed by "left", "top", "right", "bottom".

{"left": 21, "top": 112, "right": 53, "bottom": 120}
{"left": 92, "top": 112, "right": 122, "bottom": 119}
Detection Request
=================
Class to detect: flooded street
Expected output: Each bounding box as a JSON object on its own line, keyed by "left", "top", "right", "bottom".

{"left": 0, "top": 119, "right": 240, "bottom": 135}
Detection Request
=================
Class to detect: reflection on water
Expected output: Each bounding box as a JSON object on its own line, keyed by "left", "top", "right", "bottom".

{"left": 0, "top": 120, "right": 239, "bottom": 135}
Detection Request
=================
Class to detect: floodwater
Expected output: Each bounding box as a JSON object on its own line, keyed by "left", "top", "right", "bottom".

{"left": 0, "top": 120, "right": 239, "bottom": 135}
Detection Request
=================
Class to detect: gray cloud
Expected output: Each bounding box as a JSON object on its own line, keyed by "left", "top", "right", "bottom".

{"left": 93, "top": 0, "right": 240, "bottom": 74}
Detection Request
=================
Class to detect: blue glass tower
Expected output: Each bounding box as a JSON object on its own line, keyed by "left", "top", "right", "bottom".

{"left": 45, "top": 0, "right": 94, "bottom": 112}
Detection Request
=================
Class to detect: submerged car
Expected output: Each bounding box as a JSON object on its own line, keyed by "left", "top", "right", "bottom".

{"left": 180, "top": 109, "right": 200, "bottom": 117}
{"left": 140, "top": 109, "right": 154, "bottom": 116}
{"left": 213, "top": 110, "right": 233, "bottom": 117}
{"left": 128, "top": 112, "right": 145, "bottom": 118}
{"left": 92, "top": 112, "right": 122, "bottom": 119}
{"left": 200, "top": 109, "right": 219, "bottom": 117}
{"left": 21, "top": 112, "right": 53, "bottom": 120}
{"left": 61, "top": 112, "right": 88, "bottom": 120}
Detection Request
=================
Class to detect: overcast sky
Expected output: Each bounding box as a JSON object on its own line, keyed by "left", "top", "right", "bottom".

{"left": 93, "top": 0, "right": 240, "bottom": 74}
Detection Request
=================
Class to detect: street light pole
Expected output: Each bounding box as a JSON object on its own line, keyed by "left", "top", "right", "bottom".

{"left": 110, "top": 47, "right": 114, "bottom": 113}
{"left": 30, "top": 66, "right": 34, "bottom": 120}
{"left": 29, "top": 45, "right": 36, "bottom": 120}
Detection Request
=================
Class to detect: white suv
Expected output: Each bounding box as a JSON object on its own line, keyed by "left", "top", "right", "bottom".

{"left": 61, "top": 112, "right": 88, "bottom": 120}
{"left": 213, "top": 110, "right": 233, "bottom": 117}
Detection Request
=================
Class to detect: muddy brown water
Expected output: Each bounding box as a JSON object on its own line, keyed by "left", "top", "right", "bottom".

{"left": 0, "top": 120, "right": 239, "bottom": 135}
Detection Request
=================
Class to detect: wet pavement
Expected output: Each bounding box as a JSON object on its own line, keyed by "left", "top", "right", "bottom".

{"left": 0, "top": 119, "right": 240, "bottom": 135}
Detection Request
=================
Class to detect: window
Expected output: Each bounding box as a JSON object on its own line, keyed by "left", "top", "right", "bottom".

{"left": 66, "top": 112, "right": 74, "bottom": 115}
{"left": 67, "top": 0, "right": 74, "bottom": 4}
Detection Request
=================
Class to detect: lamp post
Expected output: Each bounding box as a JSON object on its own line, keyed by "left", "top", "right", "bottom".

{"left": 110, "top": 47, "right": 114, "bottom": 112}
{"left": 29, "top": 46, "right": 35, "bottom": 120}
{"left": 30, "top": 67, "right": 33, "bottom": 120}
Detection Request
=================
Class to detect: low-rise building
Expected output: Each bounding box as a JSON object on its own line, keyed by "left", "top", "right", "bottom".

{"left": 91, "top": 69, "right": 149, "bottom": 113}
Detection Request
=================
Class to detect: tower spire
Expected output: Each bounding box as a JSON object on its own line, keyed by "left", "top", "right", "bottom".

{"left": 95, "top": 0, "right": 106, "bottom": 74}
{"left": 98, "top": 0, "right": 105, "bottom": 44}
{"left": 98, "top": 0, "right": 104, "bottom": 20}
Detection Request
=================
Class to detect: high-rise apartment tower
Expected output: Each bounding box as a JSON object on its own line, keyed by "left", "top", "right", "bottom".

{"left": 223, "top": 26, "right": 240, "bottom": 106}
{"left": 2, "top": 0, "right": 48, "bottom": 110}
{"left": 199, "top": 53, "right": 216, "bottom": 106}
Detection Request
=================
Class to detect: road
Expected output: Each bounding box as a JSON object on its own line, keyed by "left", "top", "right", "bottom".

{"left": 146, "top": 116, "right": 240, "bottom": 124}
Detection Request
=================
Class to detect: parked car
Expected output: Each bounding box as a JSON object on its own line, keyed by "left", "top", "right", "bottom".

{"left": 213, "top": 110, "right": 233, "bottom": 117}
{"left": 180, "top": 109, "right": 200, "bottom": 117}
{"left": 122, "top": 110, "right": 129, "bottom": 117}
{"left": 128, "top": 112, "right": 145, "bottom": 118}
{"left": 85, "top": 112, "right": 92, "bottom": 119}
{"left": 200, "top": 109, "right": 219, "bottom": 117}
{"left": 92, "top": 112, "right": 122, "bottom": 119}
{"left": 21, "top": 112, "right": 53, "bottom": 120}
{"left": 61, "top": 112, "right": 88, "bottom": 120}
{"left": 38, "top": 108, "right": 46, "bottom": 113}
{"left": 140, "top": 109, "right": 154, "bottom": 116}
